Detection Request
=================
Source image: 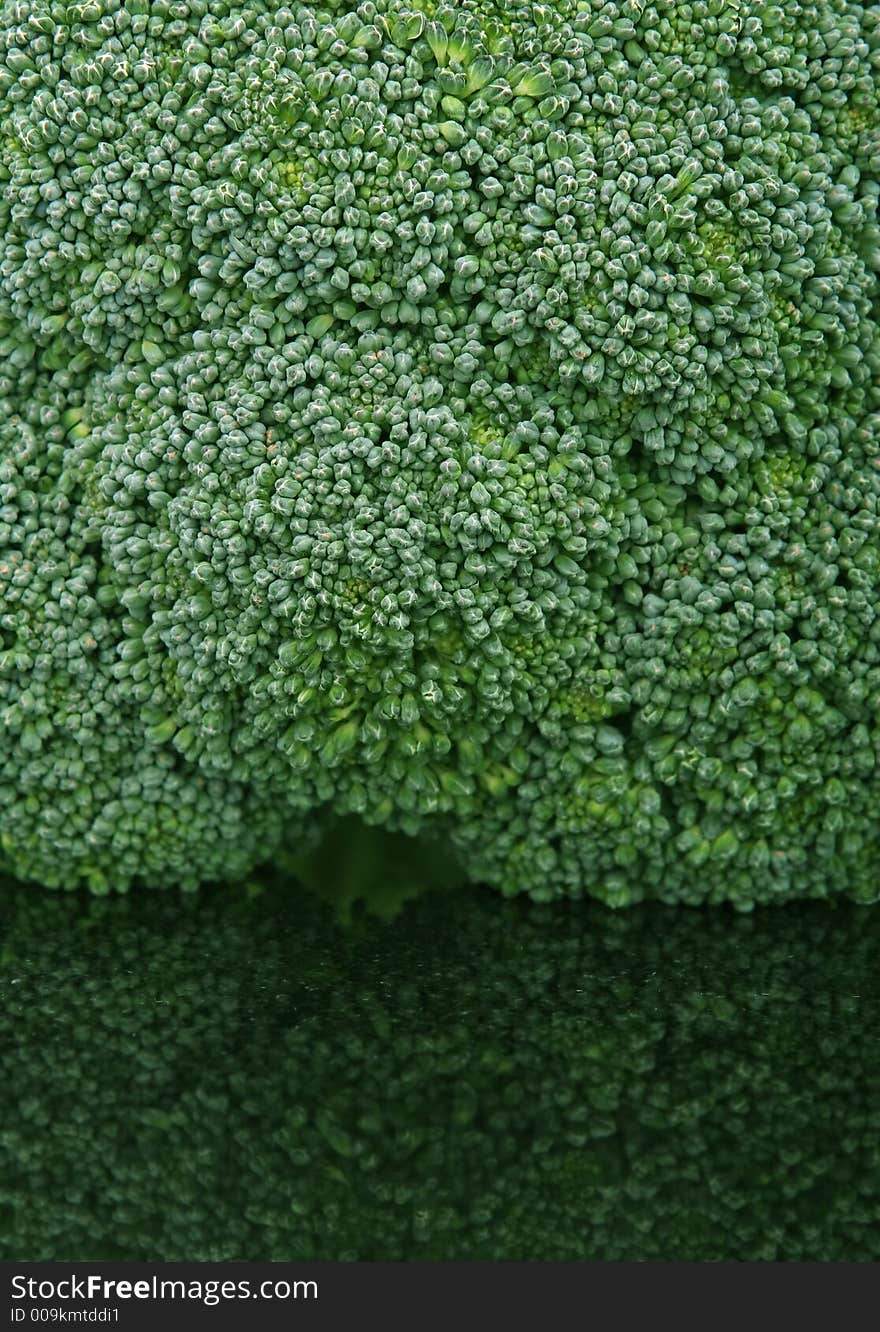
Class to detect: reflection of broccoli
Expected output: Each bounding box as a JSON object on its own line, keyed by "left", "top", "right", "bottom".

{"left": 2, "top": 2, "right": 880, "bottom": 906}
{"left": 2, "top": 870, "right": 879, "bottom": 1260}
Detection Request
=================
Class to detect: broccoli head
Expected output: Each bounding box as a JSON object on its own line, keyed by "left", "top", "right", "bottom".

{"left": 1, "top": 0, "right": 879, "bottom": 904}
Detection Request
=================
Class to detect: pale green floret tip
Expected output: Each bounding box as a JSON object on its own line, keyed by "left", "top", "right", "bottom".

{"left": 0, "top": 0, "right": 879, "bottom": 906}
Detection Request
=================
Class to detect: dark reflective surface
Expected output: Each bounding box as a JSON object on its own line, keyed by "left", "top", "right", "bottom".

{"left": 1, "top": 873, "right": 879, "bottom": 1260}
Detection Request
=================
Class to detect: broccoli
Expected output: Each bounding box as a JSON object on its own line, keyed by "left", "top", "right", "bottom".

{"left": 1, "top": 0, "right": 879, "bottom": 906}
{"left": 2, "top": 865, "right": 880, "bottom": 1260}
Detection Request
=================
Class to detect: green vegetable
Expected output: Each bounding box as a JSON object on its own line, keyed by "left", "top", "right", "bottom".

{"left": 1, "top": 1, "right": 879, "bottom": 905}
{"left": 1, "top": 866, "right": 879, "bottom": 1260}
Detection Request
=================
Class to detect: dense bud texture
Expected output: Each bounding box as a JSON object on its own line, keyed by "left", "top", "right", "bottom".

{"left": 1, "top": 0, "right": 879, "bottom": 904}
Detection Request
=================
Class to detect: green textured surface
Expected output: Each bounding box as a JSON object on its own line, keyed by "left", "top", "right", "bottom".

{"left": 2, "top": 0, "right": 880, "bottom": 905}
{"left": 1, "top": 870, "right": 879, "bottom": 1260}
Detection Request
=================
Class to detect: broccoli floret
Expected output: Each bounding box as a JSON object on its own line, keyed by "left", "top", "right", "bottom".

{"left": 2, "top": 867, "right": 880, "bottom": 1260}
{"left": 1, "top": 1, "right": 879, "bottom": 905}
